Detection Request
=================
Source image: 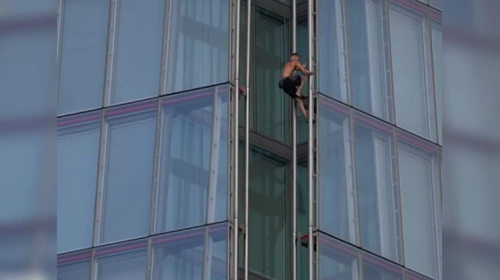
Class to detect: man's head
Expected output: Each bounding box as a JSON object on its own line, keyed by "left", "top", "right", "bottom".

{"left": 290, "top": 52, "right": 300, "bottom": 61}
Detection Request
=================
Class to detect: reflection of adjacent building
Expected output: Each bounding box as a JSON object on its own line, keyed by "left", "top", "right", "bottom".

{"left": 0, "top": 2, "right": 57, "bottom": 279}
{"left": 56, "top": 0, "right": 442, "bottom": 280}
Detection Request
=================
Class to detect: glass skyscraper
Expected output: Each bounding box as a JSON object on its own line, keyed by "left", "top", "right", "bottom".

{"left": 56, "top": 0, "right": 442, "bottom": 280}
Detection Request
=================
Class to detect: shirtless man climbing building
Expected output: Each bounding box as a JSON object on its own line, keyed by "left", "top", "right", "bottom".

{"left": 278, "top": 52, "right": 314, "bottom": 119}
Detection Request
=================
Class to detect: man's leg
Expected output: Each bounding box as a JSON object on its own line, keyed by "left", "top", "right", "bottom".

{"left": 295, "top": 76, "right": 307, "bottom": 99}
{"left": 296, "top": 98, "right": 308, "bottom": 119}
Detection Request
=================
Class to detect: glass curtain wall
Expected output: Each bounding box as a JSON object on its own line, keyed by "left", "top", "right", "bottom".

{"left": 56, "top": 0, "right": 231, "bottom": 278}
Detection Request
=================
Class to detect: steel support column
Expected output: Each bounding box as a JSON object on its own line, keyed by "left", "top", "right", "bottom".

{"left": 291, "top": 0, "right": 298, "bottom": 279}
{"left": 307, "top": 0, "right": 314, "bottom": 279}
{"left": 233, "top": 0, "right": 241, "bottom": 279}
{"left": 243, "top": 0, "right": 252, "bottom": 279}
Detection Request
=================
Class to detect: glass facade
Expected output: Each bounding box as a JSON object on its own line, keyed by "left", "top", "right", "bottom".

{"left": 57, "top": 0, "right": 441, "bottom": 280}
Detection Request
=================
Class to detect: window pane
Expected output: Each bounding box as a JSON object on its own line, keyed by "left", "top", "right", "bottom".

{"left": 57, "top": 111, "right": 101, "bottom": 253}
{"left": 389, "top": 0, "right": 436, "bottom": 141}
{"left": 354, "top": 113, "right": 402, "bottom": 263}
{"left": 100, "top": 100, "right": 157, "bottom": 244}
{"left": 253, "top": 8, "right": 289, "bottom": 143}
{"left": 406, "top": 270, "right": 432, "bottom": 280}
{"left": 362, "top": 252, "right": 403, "bottom": 280}
{"left": 397, "top": 132, "right": 439, "bottom": 278}
{"left": 58, "top": 0, "right": 109, "bottom": 115}
{"left": 110, "top": 0, "right": 165, "bottom": 104}
{"left": 1, "top": 26, "right": 56, "bottom": 118}
{"left": 155, "top": 86, "right": 228, "bottom": 233}
{"left": 431, "top": 14, "right": 442, "bottom": 144}
{"left": 96, "top": 239, "right": 148, "bottom": 280}
{"left": 346, "top": 0, "right": 393, "bottom": 122}
{"left": 318, "top": 234, "right": 360, "bottom": 280}
{"left": 430, "top": 0, "right": 442, "bottom": 10}
{"left": 318, "top": 97, "right": 357, "bottom": 244}
{"left": 152, "top": 223, "right": 228, "bottom": 280}
{"left": 239, "top": 147, "right": 288, "bottom": 280}
{"left": 318, "top": 0, "right": 349, "bottom": 102}
{"left": 166, "top": 0, "right": 229, "bottom": 94}
{"left": 297, "top": 164, "right": 309, "bottom": 280}
{"left": 57, "top": 251, "right": 91, "bottom": 280}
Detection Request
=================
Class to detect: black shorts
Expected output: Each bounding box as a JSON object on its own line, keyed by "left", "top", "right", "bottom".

{"left": 278, "top": 75, "right": 302, "bottom": 99}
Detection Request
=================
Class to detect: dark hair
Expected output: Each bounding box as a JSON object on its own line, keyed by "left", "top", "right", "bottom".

{"left": 291, "top": 52, "right": 300, "bottom": 57}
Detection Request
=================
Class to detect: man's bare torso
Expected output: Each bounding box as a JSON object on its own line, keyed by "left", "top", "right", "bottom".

{"left": 281, "top": 61, "right": 297, "bottom": 79}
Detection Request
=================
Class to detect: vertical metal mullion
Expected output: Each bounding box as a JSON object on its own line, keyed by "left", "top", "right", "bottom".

{"left": 92, "top": 110, "right": 109, "bottom": 247}
{"left": 55, "top": 0, "right": 63, "bottom": 103}
{"left": 384, "top": 0, "right": 397, "bottom": 125}
{"left": 244, "top": 0, "right": 252, "bottom": 279}
{"left": 159, "top": 0, "right": 172, "bottom": 97}
{"left": 314, "top": 97, "right": 319, "bottom": 230}
{"left": 349, "top": 110, "right": 361, "bottom": 246}
{"left": 233, "top": 1, "right": 242, "bottom": 279}
{"left": 341, "top": 0, "right": 353, "bottom": 105}
{"left": 393, "top": 129, "right": 406, "bottom": 266}
{"left": 145, "top": 237, "right": 153, "bottom": 280}
{"left": 436, "top": 146, "right": 443, "bottom": 280}
{"left": 227, "top": 89, "right": 233, "bottom": 278}
{"left": 291, "top": 0, "right": 297, "bottom": 279}
{"left": 149, "top": 99, "right": 163, "bottom": 235}
{"left": 103, "top": 0, "right": 119, "bottom": 106}
{"left": 429, "top": 148, "right": 441, "bottom": 279}
{"left": 428, "top": 9, "right": 440, "bottom": 145}
{"left": 358, "top": 250, "right": 363, "bottom": 280}
{"left": 203, "top": 86, "right": 220, "bottom": 280}
{"left": 307, "top": 0, "right": 314, "bottom": 280}
{"left": 89, "top": 248, "right": 97, "bottom": 280}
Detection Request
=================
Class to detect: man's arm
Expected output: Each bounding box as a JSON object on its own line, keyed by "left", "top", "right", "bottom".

{"left": 295, "top": 61, "right": 314, "bottom": 76}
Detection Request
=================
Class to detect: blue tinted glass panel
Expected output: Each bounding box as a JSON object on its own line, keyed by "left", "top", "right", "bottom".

{"left": 151, "top": 223, "right": 228, "bottom": 280}
{"left": 318, "top": 96, "right": 357, "bottom": 244}
{"left": 58, "top": 0, "right": 109, "bottom": 115}
{"left": 1, "top": 0, "right": 54, "bottom": 17}
{"left": 0, "top": 25, "right": 56, "bottom": 118}
{"left": 430, "top": 0, "right": 441, "bottom": 10}
{"left": 318, "top": 0, "right": 349, "bottom": 102}
{"left": 354, "top": 113, "right": 402, "bottom": 263}
{"left": 389, "top": 0, "right": 436, "bottom": 141}
{"left": 406, "top": 270, "right": 432, "bottom": 280}
{"left": 297, "top": 164, "right": 309, "bottom": 280}
{"left": 166, "top": 0, "right": 229, "bottom": 94}
{"left": 155, "top": 85, "right": 228, "bottom": 233}
{"left": 243, "top": 148, "right": 288, "bottom": 280}
{"left": 111, "top": 0, "right": 165, "bottom": 104}
{"left": 362, "top": 252, "right": 403, "bottom": 280}
{"left": 57, "top": 251, "right": 91, "bottom": 280}
{"left": 57, "top": 111, "right": 101, "bottom": 252}
{"left": 253, "top": 8, "right": 289, "bottom": 143}
{"left": 397, "top": 131, "right": 439, "bottom": 279}
{"left": 100, "top": 100, "right": 157, "bottom": 244}
{"left": 96, "top": 239, "right": 148, "bottom": 280}
{"left": 318, "top": 234, "right": 360, "bottom": 280}
{"left": 346, "top": 0, "right": 393, "bottom": 122}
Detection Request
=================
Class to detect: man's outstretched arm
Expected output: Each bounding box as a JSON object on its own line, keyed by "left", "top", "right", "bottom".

{"left": 295, "top": 61, "right": 314, "bottom": 76}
